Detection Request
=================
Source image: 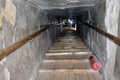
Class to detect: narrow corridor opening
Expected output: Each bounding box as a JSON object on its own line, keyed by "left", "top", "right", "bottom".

{"left": 0, "top": 0, "right": 120, "bottom": 80}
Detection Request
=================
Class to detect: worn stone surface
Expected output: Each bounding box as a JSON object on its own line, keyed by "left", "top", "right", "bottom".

{"left": 0, "top": 0, "right": 120, "bottom": 80}
{"left": 28, "top": 0, "right": 101, "bottom": 9}
{"left": 0, "top": 0, "right": 16, "bottom": 27}
{"left": 37, "top": 30, "right": 102, "bottom": 80}
{"left": 104, "top": 0, "right": 120, "bottom": 80}
{"left": 77, "top": 0, "right": 107, "bottom": 67}
{"left": 0, "top": 0, "right": 61, "bottom": 80}
{"left": 114, "top": 5, "right": 120, "bottom": 80}
{"left": 76, "top": 0, "right": 120, "bottom": 80}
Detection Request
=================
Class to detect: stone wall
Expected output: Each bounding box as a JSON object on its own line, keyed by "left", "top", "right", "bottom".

{"left": 77, "top": 0, "right": 120, "bottom": 80}
{"left": 77, "top": 0, "right": 107, "bottom": 68}
{"left": 0, "top": 0, "right": 60, "bottom": 80}
{"left": 114, "top": 6, "right": 120, "bottom": 80}
{"left": 104, "top": 0, "right": 120, "bottom": 80}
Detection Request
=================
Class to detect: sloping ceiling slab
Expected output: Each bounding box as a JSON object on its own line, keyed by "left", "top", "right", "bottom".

{"left": 28, "top": 0, "right": 101, "bottom": 9}
{"left": 44, "top": 6, "right": 91, "bottom": 17}
{"left": 27, "top": 0, "right": 103, "bottom": 18}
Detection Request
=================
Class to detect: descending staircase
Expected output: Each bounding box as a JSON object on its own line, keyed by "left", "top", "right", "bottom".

{"left": 37, "top": 30, "right": 103, "bottom": 80}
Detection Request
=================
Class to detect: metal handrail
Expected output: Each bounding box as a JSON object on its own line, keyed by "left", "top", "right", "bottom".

{"left": 0, "top": 25, "right": 51, "bottom": 60}
{"left": 82, "top": 22, "right": 120, "bottom": 46}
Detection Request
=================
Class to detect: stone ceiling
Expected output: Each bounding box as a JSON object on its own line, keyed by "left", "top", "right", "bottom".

{"left": 28, "top": 0, "right": 101, "bottom": 9}
{"left": 44, "top": 6, "right": 91, "bottom": 18}
{"left": 27, "top": 0, "right": 102, "bottom": 17}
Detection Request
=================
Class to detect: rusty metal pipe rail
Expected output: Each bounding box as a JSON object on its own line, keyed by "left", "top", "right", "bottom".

{"left": 0, "top": 25, "right": 51, "bottom": 60}
{"left": 82, "top": 22, "right": 120, "bottom": 46}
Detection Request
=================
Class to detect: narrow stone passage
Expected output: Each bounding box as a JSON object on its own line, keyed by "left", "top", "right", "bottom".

{"left": 0, "top": 0, "right": 120, "bottom": 79}
{"left": 37, "top": 29, "right": 103, "bottom": 80}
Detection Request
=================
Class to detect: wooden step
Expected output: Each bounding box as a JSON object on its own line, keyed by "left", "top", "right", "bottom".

{"left": 54, "top": 41, "right": 84, "bottom": 44}
{"left": 48, "top": 48, "right": 89, "bottom": 53}
{"left": 53, "top": 41, "right": 85, "bottom": 45}
{"left": 56, "top": 38, "right": 82, "bottom": 41}
{"left": 52, "top": 44, "right": 86, "bottom": 47}
{"left": 55, "top": 41, "right": 82, "bottom": 43}
{"left": 41, "top": 59, "right": 91, "bottom": 69}
{"left": 40, "top": 30, "right": 103, "bottom": 80}
{"left": 45, "top": 52, "right": 92, "bottom": 60}
{"left": 37, "top": 69, "right": 102, "bottom": 80}
{"left": 56, "top": 37, "right": 82, "bottom": 41}
{"left": 53, "top": 43, "right": 85, "bottom": 46}
{"left": 50, "top": 46, "right": 86, "bottom": 50}
{"left": 58, "top": 37, "right": 78, "bottom": 39}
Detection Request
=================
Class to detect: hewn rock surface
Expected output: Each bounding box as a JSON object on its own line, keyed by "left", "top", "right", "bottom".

{"left": 0, "top": 0, "right": 120, "bottom": 80}
{"left": 0, "top": 0, "right": 60, "bottom": 80}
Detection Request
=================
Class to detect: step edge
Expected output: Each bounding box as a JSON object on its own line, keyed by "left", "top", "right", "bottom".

{"left": 42, "top": 59, "right": 89, "bottom": 63}
{"left": 39, "top": 69, "right": 99, "bottom": 73}
{"left": 45, "top": 52, "right": 92, "bottom": 56}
